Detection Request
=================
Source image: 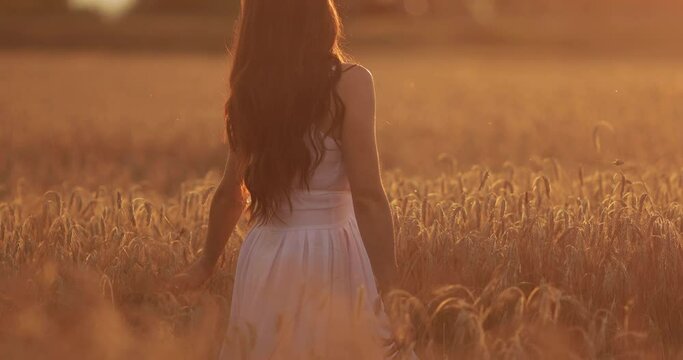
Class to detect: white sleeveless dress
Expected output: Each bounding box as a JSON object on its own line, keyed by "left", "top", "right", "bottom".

{"left": 220, "top": 136, "right": 398, "bottom": 359}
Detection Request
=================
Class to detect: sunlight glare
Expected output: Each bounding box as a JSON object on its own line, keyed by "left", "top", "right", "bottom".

{"left": 68, "top": 0, "right": 137, "bottom": 20}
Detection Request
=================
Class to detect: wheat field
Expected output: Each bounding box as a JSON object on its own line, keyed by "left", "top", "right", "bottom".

{"left": 1, "top": 49, "right": 682, "bottom": 358}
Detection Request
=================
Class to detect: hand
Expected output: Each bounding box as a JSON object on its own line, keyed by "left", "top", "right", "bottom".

{"left": 170, "top": 257, "right": 214, "bottom": 292}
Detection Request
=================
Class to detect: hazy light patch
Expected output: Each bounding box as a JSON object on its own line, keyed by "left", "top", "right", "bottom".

{"left": 69, "top": 0, "right": 137, "bottom": 20}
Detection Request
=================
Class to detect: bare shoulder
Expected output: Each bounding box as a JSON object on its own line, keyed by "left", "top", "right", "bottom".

{"left": 338, "top": 63, "right": 375, "bottom": 99}
{"left": 341, "top": 62, "right": 372, "bottom": 76}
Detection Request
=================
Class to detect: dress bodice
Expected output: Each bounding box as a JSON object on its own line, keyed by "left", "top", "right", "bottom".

{"left": 305, "top": 135, "right": 349, "bottom": 192}
{"left": 263, "top": 135, "right": 353, "bottom": 229}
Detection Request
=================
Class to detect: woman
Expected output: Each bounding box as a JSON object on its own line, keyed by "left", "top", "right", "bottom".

{"left": 173, "top": 0, "right": 406, "bottom": 358}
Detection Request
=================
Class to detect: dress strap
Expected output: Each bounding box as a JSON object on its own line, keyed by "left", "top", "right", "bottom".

{"left": 342, "top": 63, "right": 358, "bottom": 73}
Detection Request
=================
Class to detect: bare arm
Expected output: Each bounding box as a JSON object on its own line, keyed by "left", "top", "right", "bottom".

{"left": 172, "top": 147, "right": 246, "bottom": 290}
{"left": 338, "top": 66, "right": 398, "bottom": 295}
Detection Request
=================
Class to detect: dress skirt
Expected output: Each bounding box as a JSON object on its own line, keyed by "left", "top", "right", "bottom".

{"left": 219, "top": 191, "right": 393, "bottom": 359}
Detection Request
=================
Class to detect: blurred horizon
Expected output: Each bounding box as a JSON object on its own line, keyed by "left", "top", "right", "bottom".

{"left": 2, "top": 0, "right": 683, "bottom": 56}
{"left": 4, "top": 0, "right": 683, "bottom": 16}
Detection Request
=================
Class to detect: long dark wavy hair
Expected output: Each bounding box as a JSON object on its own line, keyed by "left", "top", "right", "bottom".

{"left": 225, "top": 0, "right": 349, "bottom": 223}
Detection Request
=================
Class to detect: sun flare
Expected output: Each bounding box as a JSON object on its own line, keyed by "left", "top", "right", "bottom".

{"left": 68, "top": 0, "right": 137, "bottom": 19}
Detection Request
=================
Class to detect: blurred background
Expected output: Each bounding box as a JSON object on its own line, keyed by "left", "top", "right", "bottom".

{"left": 2, "top": 0, "right": 683, "bottom": 53}
{"left": 1, "top": 0, "right": 683, "bottom": 195}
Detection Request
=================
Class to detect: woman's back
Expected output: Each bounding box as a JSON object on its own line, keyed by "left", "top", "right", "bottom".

{"left": 261, "top": 134, "right": 353, "bottom": 233}
{"left": 297, "top": 63, "right": 360, "bottom": 194}
{"left": 301, "top": 135, "right": 349, "bottom": 192}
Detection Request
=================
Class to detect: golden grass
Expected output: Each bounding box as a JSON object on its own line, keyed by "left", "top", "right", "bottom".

{"left": 1, "top": 49, "right": 682, "bottom": 358}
